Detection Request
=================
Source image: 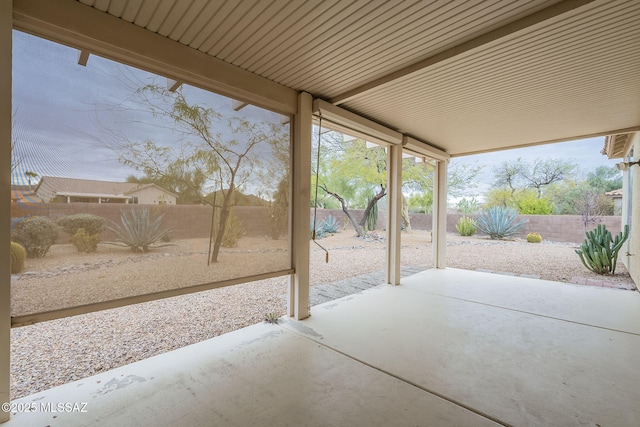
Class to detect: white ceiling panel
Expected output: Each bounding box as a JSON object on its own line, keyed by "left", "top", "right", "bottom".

{"left": 73, "top": 0, "right": 640, "bottom": 155}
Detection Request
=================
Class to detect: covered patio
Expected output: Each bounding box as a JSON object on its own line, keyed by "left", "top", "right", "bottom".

{"left": 5, "top": 268, "right": 640, "bottom": 426}
{"left": 2, "top": 1, "right": 640, "bottom": 425}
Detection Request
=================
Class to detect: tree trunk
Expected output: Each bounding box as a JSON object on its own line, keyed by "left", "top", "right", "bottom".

{"left": 210, "top": 184, "right": 234, "bottom": 263}
{"left": 320, "top": 185, "right": 366, "bottom": 236}
{"left": 357, "top": 186, "right": 386, "bottom": 233}
{"left": 401, "top": 193, "right": 411, "bottom": 231}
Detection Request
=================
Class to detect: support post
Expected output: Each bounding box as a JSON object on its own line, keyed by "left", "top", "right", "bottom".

{"left": 386, "top": 144, "right": 403, "bottom": 285}
{"left": 1, "top": 0, "right": 12, "bottom": 421}
{"left": 432, "top": 160, "right": 448, "bottom": 268}
{"left": 289, "top": 92, "right": 312, "bottom": 320}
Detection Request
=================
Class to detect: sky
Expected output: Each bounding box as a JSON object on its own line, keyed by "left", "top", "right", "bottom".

{"left": 11, "top": 30, "right": 621, "bottom": 198}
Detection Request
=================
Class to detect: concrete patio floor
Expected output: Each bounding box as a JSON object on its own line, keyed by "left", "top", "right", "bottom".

{"left": 4, "top": 268, "right": 640, "bottom": 426}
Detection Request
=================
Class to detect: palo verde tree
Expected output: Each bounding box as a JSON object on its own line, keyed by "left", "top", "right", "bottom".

{"left": 115, "top": 83, "right": 288, "bottom": 263}
{"left": 315, "top": 134, "right": 387, "bottom": 237}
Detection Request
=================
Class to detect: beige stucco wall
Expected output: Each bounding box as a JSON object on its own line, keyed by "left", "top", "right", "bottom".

{"left": 130, "top": 186, "right": 177, "bottom": 205}
{"left": 624, "top": 137, "right": 639, "bottom": 286}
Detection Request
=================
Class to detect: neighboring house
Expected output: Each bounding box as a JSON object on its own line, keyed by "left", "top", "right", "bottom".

{"left": 604, "top": 189, "right": 623, "bottom": 216}
{"left": 29, "top": 176, "right": 178, "bottom": 205}
{"left": 602, "top": 133, "right": 640, "bottom": 286}
{"left": 10, "top": 184, "right": 37, "bottom": 203}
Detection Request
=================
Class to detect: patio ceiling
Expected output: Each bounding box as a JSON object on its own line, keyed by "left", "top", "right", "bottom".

{"left": 27, "top": 0, "right": 640, "bottom": 155}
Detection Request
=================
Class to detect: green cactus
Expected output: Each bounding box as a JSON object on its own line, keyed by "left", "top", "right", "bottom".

{"left": 575, "top": 224, "right": 629, "bottom": 275}
{"left": 10, "top": 242, "right": 27, "bottom": 274}
{"left": 455, "top": 216, "right": 477, "bottom": 236}
{"left": 527, "top": 232, "right": 542, "bottom": 243}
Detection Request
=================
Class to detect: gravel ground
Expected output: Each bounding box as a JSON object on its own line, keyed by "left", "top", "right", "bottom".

{"left": 10, "top": 231, "right": 636, "bottom": 399}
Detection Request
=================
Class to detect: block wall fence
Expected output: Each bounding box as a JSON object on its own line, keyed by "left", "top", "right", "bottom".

{"left": 11, "top": 203, "right": 621, "bottom": 244}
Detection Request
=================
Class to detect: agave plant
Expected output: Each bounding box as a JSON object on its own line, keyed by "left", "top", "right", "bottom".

{"left": 106, "top": 208, "right": 174, "bottom": 252}
{"left": 322, "top": 215, "right": 339, "bottom": 234}
{"left": 476, "top": 206, "right": 527, "bottom": 240}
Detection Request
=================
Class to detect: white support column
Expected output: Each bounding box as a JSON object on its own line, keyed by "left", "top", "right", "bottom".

{"left": 1, "top": 0, "right": 12, "bottom": 421}
{"left": 386, "top": 144, "right": 403, "bottom": 285}
{"left": 432, "top": 160, "right": 448, "bottom": 269}
{"left": 289, "top": 92, "right": 312, "bottom": 320}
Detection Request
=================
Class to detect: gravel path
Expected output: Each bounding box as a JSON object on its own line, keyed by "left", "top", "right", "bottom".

{"left": 10, "top": 231, "right": 636, "bottom": 399}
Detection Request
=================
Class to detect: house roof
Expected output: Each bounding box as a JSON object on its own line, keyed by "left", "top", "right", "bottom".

{"left": 605, "top": 189, "right": 623, "bottom": 198}
{"left": 33, "top": 176, "right": 178, "bottom": 201}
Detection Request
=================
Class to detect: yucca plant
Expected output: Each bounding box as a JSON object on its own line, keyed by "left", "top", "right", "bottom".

{"left": 455, "top": 216, "right": 477, "bottom": 236}
{"left": 106, "top": 208, "right": 174, "bottom": 252}
{"left": 575, "top": 224, "right": 629, "bottom": 275}
{"left": 476, "top": 206, "right": 527, "bottom": 240}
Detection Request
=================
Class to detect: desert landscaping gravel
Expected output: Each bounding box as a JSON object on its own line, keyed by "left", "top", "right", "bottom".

{"left": 9, "top": 231, "right": 636, "bottom": 399}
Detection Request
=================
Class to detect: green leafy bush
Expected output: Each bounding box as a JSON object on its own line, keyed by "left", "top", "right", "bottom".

{"left": 516, "top": 194, "right": 554, "bottom": 215}
{"left": 71, "top": 228, "right": 101, "bottom": 253}
{"left": 221, "top": 211, "right": 246, "bottom": 248}
{"left": 476, "top": 206, "right": 527, "bottom": 240}
{"left": 11, "top": 216, "right": 60, "bottom": 258}
{"left": 58, "top": 213, "right": 106, "bottom": 236}
{"left": 575, "top": 224, "right": 629, "bottom": 274}
{"left": 107, "top": 208, "right": 174, "bottom": 252}
{"left": 527, "top": 232, "right": 543, "bottom": 243}
{"left": 455, "top": 216, "right": 477, "bottom": 236}
{"left": 10, "top": 242, "right": 27, "bottom": 274}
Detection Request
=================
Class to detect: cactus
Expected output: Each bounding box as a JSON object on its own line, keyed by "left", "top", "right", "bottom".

{"left": 455, "top": 216, "right": 477, "bottom": 236}
{"left": 71, "top": 228, "right": 101, "bottom": 253}
{"left": 476, "top": 206, "right": 527, "bottom": 240}
{"left": 10, "top": 242, "right": 27, "bottom": 274}
{"left": 527, "top": 232, "right": 542, "bottom": 243}
{"left": 575, "top": 224, "right": 629, "bottom": 275}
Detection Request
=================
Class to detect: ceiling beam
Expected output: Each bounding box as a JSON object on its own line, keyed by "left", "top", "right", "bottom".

{"left": 330, "top": 0, "right": 596, "bottom": 105}
{"left": 77, "top": 49, "right": 89, "bottom": 66}
{"left": 13, "top": 0, "right": 298, "bottom": 115}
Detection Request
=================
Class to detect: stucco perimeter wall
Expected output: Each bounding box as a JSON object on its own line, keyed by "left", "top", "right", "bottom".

{"left": 11, "top": 203, "right": 623, "bottom": 244}
{"left": 11, "top": 203, "right": 272, "bottom": 240}
{"left": 312, "top": 208, "right": 621, "bottom": 244}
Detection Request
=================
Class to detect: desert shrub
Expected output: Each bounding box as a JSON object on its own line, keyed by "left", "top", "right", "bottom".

{"left": 71, "top": 228, "right": 101, "bottom": 253}
{"left": 476, "top": 206, "right": 527, "bottom": 240}
{"left": 10, "top": 242, "right": 27, "bottom": 274}
{"left": 11, "top": 217, "right": 27, "bottom": 233}
{"left": 576, "top": 224, "right": 629, "bottom": 275}
{"left": 455, "top": 216, "right": 477, "bottom": 236}
{"left": 58, "top": 213, "right": 106, "bottom": 236}
{"left": 11, "top": 216, "right": 60, "bottom": 258}
{"left": 323, "top": 215, "right": 339, "bottom": 234}
{"left": 222, "top": 212, "right": 246, "bottom": 248}
{"left": 516, "top": 194, "right": 554, "bottom": 215}
{"left": 527, "top": 232, "right": 543, "bottom": 243}
{"left": 107, "top": 208, "right": 174, "bottom": 252}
